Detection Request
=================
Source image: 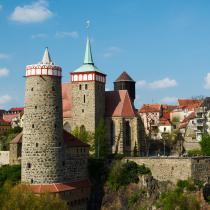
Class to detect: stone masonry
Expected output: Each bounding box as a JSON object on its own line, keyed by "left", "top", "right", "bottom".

{"left": 71, "top": 80, "right": 105, "bottom": 133}
{"left": 125, "top": 157, "right": 210, "bottom": 184}
{"left": 22, "top": 75, "right": 65, "bottom": 184}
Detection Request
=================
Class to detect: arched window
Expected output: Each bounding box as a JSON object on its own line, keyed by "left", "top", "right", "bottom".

{"left": 110, "top": 120, "right": 115, "bottom": 146}
{"left": 125, "top": 121, "right": 131, "bottom": 146}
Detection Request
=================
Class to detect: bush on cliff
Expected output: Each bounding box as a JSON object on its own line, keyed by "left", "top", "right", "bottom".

{"left": 107, "top": 160, "right": 151, "bottom": 191}
{"left": 200, "top": 134, "right": 210, "bottom": 156}
{"left": 156, "top": 190, "right": 200, "bottom": 210}
{"left": 0, "top": 165, "right": 21, "bottom": 188}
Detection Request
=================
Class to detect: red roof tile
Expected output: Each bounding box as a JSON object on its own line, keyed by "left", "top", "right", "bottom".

{"left": 178, "top": 99, "right": 203, "bottom": 107}
{"left": 181, "top": 112, "right": 195, "bottom": 123}
{"left": 62, "top": 83, "right": 72, "bottom": 118}
{"left": 64, "top": 130, "right": 89, "bottom": 147}
{"left": 115, "top": 71, "right": 134, "bottom": 82}
{"left": 105, "top": 90, "right": 136, "bottom": 117}
{"left": 139, "top": 104, "right": 162, "bottom": 113}
{"left": 30, "top": 179, "right": 90, "bottom": 193}
{"left": 10, "top": 132, "right": 22, "bottom": 144}
{"left": 10, "top": 130, "right": 89, "bottom": 147}
{"left": 9, "top": 107, "right": 24, "bottom": 112}
{"left": 159, "top": 117, "right": 171, "bottom": 126}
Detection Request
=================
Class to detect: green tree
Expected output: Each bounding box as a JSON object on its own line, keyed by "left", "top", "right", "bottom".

{"left": 94, "top": 119, "right": 107, "bottom": 158}
{"left": 72, "top": 126, "right": 94, "bottom": 152}
{"left": 200, "top": 134, "right": 210, "bottom": 156}
{"left": 0, "top": 182, "right": 68, "bottom": 210}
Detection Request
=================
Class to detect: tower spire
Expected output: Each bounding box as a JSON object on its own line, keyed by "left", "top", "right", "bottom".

{"left": 84, "top": 37, "right": 94, "bottom": 65}
{"left": 41, "top": 47, "right": 53, "bottom": 64}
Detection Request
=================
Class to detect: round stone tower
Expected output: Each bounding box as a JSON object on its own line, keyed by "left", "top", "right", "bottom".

{"left": 22, "top": 48, "right": 65, "bottom": 184}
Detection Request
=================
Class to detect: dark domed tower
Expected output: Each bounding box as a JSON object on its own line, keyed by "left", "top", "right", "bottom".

{"left": 114, "top": 71, "right": 136, "bottom": 103}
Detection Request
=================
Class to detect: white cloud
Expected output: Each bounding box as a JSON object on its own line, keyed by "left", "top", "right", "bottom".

{"left": 31, "top": 33, "right": 47, "bottom": 39}
{"left": 0, "top": 53, "right": 9, "bottom": 59}
{"left": 136, "top": 78, "right": 177, "bottom": 89}
{"left": 10, "top": 0, "right": 53, "bottom": 23}
{"left": 0, "top": 68, "right": 9, "bottom": 77}
{"left": 0, "top": 95, "right": 12, "bottom": 104}
{"left": 161, "top": 96, "right": 178, "bottom": 104}
{"left": 55, "top": 31, "right": 79, "bottom": 39}
{"left": 104, "top": 46, "right": 122, "bottom": 58}
{"left": 204, "top": 73, "right": 210, "bottom": 89}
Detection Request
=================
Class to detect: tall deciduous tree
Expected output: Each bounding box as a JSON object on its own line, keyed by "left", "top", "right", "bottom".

{"left": 200, "top": 134, "right": 210, "bottom": 156}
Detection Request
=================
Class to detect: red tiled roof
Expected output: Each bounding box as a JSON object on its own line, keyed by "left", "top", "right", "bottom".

{"left": 64, "top": 130, "right": 89, "bottom": 147}
{"left": 0, "top": 118, "right": 10, "bottom": 124}
{"left": 10, "top": 130, "right": 89, "bottom": 148}
{"left": 115, "top": 71, "right": 134, "bottom": 82}
{"left": 159, "top": 117, "right": 171, "bottom": 126}
{"left": 10, "top": 132, "right": 22, "bottom": 144}
{"left": 162, "top": 104, "right": 178, "bottom": 110}
{"left": 30, "top": 179, "right": 90, "bottom": 193}
{"left": 105, "top": 90, "right": 136, "bottom": 117}
{"left": 162, "top": 112, "right": 170, "bottom": 120}
{"left": 9, "top": 107, "right": 24, "bottom": 112}
{"left": 139, "top": 104, "right": 162, "bottom": 113}
{"left": 178, "top": 99, "right": 203, "bottom": 107}
{"left": 62, "top": 83, "right": 72, "bottom": 118}
{"left": 181, "top": 112, "right": 195, "bottom": 123}
{"left": 179, "top": 122, "right": 188, "bottom": 129}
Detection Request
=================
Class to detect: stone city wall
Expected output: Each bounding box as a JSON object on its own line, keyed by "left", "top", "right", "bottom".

{"left": 124, "top": 157, "right": 210, "bottom": 184}
{"left": 0, "top": 151, "right": 9, "bottom": 165}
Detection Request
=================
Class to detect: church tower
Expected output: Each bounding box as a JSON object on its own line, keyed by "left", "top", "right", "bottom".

{"left": 114, "top": 71, "right": 136, "bottom": 103}
{"left": 22, "top": 48, "right": 65, "bottom": 184}
{"left": 71, "top": 37, "right": 106, "bottom": 132}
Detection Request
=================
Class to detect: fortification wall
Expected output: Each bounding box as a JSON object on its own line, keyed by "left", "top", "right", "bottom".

{"left": 124, "top": 157, "right": 210, "bottom": 183}
{"left": 0, "top": 151, "right": 9, "bottom": 165}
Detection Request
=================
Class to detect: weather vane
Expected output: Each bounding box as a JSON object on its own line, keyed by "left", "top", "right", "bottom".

{"left": 86, "top": 20, "right": 90, "bottom": 29}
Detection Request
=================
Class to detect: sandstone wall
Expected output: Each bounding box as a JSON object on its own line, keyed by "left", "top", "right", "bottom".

{"left": 0, "top": 151, "right": 9, "bottom": 165}
{"left": 125, "top": 157, "right": 210, "bottom": 183}
{"left": 125, "top": 157, "right": 192, "bottom": 183}
{"left": 71, "top": 81, "right": 105, "bottom": 133}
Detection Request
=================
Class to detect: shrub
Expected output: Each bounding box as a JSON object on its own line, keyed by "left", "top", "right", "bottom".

{"left": 156, "top": 190, "right": 200, "bottom": 210}
{"left": 107, "top": 161, "right": 150, "bottom": 191}
{"left": 176, "top": 179, "right": 196, "bottom": 192}
{"left": 0, "top": 165, "right": 21, "bottom": 188}
{"left": 200, "top": 134, "right": 210, "bottom": 156}
{"left": 187, "top": 149, "right": 203, "bottom": 157}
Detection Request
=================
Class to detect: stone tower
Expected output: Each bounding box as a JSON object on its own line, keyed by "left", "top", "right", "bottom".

{"left": 71, "top": 37, "right": 106, "bottom": 132}
{"left": 114, "top": 71, "right": 136, "bottom": 103}
{"left": 22, "top": 48, "right": 65, "bottom": 184}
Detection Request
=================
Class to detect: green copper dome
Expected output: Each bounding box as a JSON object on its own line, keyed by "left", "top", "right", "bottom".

{"left": 74, "top": 37, "right": 103, "bottom": 73}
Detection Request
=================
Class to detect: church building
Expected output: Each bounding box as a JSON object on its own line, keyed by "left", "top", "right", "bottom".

{"left": 62, "top": 37, "right": 145, "bottom": 155}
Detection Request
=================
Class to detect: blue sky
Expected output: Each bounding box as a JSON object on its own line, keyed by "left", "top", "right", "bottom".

{"left": 1, "top": 0, "right": 210, "bottom": 109}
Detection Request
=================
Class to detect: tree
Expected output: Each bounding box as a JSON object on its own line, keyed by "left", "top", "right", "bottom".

{"left": 0, "top": 182, "right": 68, "bottom": 210}
{"left": 94, "top": 119, "right": 107, "bottom": 158}
{"left": 200, "top": 134, "right": 210, "bottom": 156}
{"left": 72, "top": 126, "right": 94, "bottom": 152}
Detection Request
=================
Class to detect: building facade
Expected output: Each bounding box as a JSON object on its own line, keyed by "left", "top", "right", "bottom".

{"left": 62, "top": 38, "right": 145, "bottom": 155}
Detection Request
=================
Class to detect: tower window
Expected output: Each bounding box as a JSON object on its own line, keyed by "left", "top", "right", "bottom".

{"left": 125, "top": 121, "right": 131, "bottom": 146}
{"left": 62, "top": 161, "right": 65, "bottom": 166}
{"left": 31, "top": 179, "right": 33, "bottom": 183}
{"left": 52, "top": 86, "right": 55, "bottom": 91}
{"left": 84, "top": 95, "right": 86, "bottom": 103}
{"left": 79, "top": 84, "right": 82, "bottom": 90}
{"left": 82, "top": 109, "right": 84, "bottom": 113}
{"left": 85, "top": 84, "right": 88, "bottom": 90}
{"left": 35, "top": 106, "right": 37, "bottom": 109}
{"left": 35, "top": 143, "right": 38, "bottom": 147}
{"left": 32, "top": 124, "right": 34, "bottom": 128}
{"left": 27, "top": 163, "right": 31, "bottom": 169}
{"left": 31, "top": 88, "right": 34, "bottom": 91}
{"left": 55, "top": 124, "right": 57, "bottom": 128}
